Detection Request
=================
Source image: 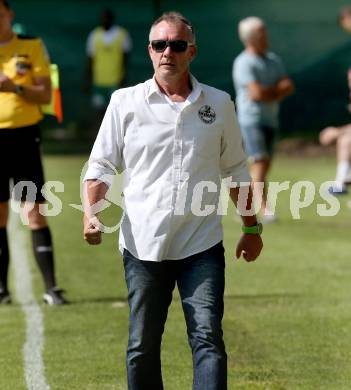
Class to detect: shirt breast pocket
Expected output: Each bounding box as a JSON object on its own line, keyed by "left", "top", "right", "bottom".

{"left": 188, "top": 126, "right": 221, "bottom": 161}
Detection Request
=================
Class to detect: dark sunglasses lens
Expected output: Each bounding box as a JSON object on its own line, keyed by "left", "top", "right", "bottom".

{"left": 169, "top": 40, "right": 188, "bottom": 52}
{"left": 151, "top": 40, "right": 189, "bottom": 52}
{"left": 152, "top": 40, "right": 167, "bottom": 52}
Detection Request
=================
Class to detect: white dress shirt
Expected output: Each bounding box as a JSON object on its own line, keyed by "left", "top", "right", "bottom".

{"left": 84, "top": 75, "right": 250, "bottom": 261}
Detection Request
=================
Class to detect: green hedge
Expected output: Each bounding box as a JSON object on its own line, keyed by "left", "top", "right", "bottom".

{"left": 11, "top": 0, "right": 351, "bottom": 139}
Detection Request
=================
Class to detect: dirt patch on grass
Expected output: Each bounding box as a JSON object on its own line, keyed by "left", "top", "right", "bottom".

{"left": 276, "top": 138, "right": 335, "bottom": 158}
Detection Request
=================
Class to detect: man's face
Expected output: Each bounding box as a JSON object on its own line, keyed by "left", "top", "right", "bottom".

{"left": 148, "top": 21, "right": 197, "bottom": 81}
{"left": 341, "top": 15, "right": 351, "bottom": 33}
{"left": 100, "top": 11, "right": 113, "bottom": 31}
{"left": 0, "top": 3, "right": 13, "bottom": 37}
{"left": 250, "top": 25, "right": 269, "bottom": 54}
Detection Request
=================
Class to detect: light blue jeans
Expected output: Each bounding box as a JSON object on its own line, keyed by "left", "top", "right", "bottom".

{"left": 123, "top": 242, "right": 227, "bottom": 390}
{"left": 240, "top": 124, "right": 277, "bottom": 161}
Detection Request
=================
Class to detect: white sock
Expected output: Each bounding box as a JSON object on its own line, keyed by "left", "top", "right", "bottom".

{"left": 344, "top": 162, "right": 351, "bottom": 183}
{"left": 335, "top": 161, "right": 350, "bottom": 186}
{"left": 263, "top": 206, "right": 275, "bottom": 216}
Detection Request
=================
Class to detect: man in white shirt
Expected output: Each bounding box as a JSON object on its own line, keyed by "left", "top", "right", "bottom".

{"left": 83, "top": 12, "right": 263, "bottom": 390}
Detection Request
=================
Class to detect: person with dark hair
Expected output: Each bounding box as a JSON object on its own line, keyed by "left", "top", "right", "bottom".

{"left": 85, "top": 8, "right": 132, "bottom": 112}
{"left": 83, "top": 11, "right": 263, "bottom": 390}
{"left": 0, "top": 0, "right": 67, "bottom": 304}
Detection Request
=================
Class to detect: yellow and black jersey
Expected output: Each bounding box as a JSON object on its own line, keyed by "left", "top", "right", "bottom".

{"left": 0, "top": 34, "right": 50, "bottom": 129}
{"left": 89, "top": 27, "right": 127, "bottom": 87}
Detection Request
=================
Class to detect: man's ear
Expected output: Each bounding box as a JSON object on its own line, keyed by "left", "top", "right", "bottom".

{"left": 147, "top": 44, "right": 153, "bottom": 58}
{"left": 189, "top": 45, "right": 197, "bottom": 62}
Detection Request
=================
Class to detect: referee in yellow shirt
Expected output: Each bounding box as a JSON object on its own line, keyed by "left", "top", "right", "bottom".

{"left": 0, "top": 0, "right": 67, "bottom": 305}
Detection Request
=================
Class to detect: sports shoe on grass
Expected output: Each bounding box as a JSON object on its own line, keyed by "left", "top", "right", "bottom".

{"left": 43, "top": 287, "right": 69, "bottom": 305}
{"left": 261, "top": 214, "right": 277, "bottom": 224}
{"left": 0, "top": 290, "right": 11, "bottom": 304}
{"left": 328, "top": 185, "right": 348, "bottom": 195}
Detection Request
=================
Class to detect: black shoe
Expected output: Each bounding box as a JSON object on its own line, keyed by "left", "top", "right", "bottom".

{"left": 43, "top": 287, "right": 69, "bottom": 305}
{"left": 0, "top": 290, "right": 11, "bottom": 304}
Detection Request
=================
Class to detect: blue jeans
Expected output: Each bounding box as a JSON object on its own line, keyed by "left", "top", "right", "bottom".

{"left": 123, "top": 242, "right": 227, "bottom": 390}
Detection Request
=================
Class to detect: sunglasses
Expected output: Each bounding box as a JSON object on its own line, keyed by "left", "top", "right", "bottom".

{"left": 150, "top": 40, "right": 194, "bottom": 53}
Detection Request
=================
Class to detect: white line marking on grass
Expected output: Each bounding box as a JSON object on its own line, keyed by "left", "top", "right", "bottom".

{"left": 9, "top": 210, "right": 50, "bottom": 390}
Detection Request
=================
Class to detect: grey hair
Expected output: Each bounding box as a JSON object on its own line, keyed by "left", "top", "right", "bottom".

{"left": 149, "top": 11, "right": 196, "bottom": 43}
{"left": 238, "top": 16, "right": 265, "bottom": 43}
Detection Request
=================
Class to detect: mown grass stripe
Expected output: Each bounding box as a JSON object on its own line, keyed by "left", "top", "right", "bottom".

{"left": 9, "top": 210, "right": 50, "bottom": 390}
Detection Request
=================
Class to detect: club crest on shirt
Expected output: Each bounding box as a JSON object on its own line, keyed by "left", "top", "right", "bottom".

{"left": 198, "top": 105, "right": 216, "bottom": 124}
{"left": 15, "top": 60, "right": 31, "bottom": 75}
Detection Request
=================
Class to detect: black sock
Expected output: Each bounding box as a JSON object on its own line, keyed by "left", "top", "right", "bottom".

{"left": 0, "top": 227, "right": 9, "bottom": 293}
{"left": 31, "top": 227, "right": 56, "bottom": 291}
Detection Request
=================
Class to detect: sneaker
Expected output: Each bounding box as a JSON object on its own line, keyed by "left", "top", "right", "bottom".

{"left": 328, "top": 185, "right": 348, "bottom": 195}
{"left": 261, "top": 214, "right": 277, "bottom": 224}
{"left": 0, "top": 290, "right": 11, "bottom": 304}
{"left": 43, "top": 287, "right": 69, "bottom": 305}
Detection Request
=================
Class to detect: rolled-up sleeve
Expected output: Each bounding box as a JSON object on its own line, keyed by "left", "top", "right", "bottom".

{"left": 83, "top": 97, "right": 123, "bottom": 186}
{"left": 220, "top": 99, "right": 251, "bottom": 186}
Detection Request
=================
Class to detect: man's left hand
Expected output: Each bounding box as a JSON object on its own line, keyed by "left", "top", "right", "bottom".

{"left": 235, "top": 233, "right": 263, "bottom": 262}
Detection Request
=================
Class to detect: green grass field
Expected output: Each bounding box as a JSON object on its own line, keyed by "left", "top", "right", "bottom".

{"left": 1, "top": 154, "right": 351, "bottom": 390}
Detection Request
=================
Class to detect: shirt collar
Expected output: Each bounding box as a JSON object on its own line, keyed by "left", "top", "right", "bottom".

{"left": 146, "top": 74, "right": 202, "bottom": 104}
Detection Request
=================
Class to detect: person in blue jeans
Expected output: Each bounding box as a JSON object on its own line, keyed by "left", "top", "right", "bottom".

{"left": 83, "top": 11, "right": 263, "bottom": 390}
{"left": 233, "top": 17, "right": 294, "bottom": 222}
{"left": 123, "top": 243, "right": 227, "bottom": 389}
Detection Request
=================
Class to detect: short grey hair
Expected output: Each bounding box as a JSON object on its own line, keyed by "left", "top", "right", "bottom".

{"left": 149, "top": 11, "right": 196, "bottom": 43}
{"left": 238, "top": 16, "right": 265, "bottom": 43}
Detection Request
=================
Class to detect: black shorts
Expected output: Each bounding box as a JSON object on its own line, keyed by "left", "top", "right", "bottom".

{"left": 0, "top": 124, "right": 46, "bottom": 202}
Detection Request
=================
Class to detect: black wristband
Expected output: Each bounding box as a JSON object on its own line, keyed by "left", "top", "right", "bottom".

{"left": 15, "top": 84, "right": 24, "bottom": 95}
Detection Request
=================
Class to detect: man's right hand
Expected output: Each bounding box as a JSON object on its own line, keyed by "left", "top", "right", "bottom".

{"left": 83, "top": 215, "right": 103, "bottom": 245}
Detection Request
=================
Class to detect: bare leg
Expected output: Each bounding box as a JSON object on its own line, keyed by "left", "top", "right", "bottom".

{"left": 334, "top": 131, "right": 351, "bottom": 189}
{"left": 250, "top": 159, "right": 271, "bottom": 215}
{"left": 336, "top": 130, "right": 351, "bottom": 162}
{"left": 23, "top": 202, "right": 48, "bottom": 230}
{"left": 0, "top": 202, "right": 9, "bottom": 297}
{"left": 319, "top": 124, "right": 351, "bottom": 146}
{"left": 320, "top": 125, "right": 351, "bottom": 193}
{"left": 319, "top": 126, "right": 341, "bottom": 146}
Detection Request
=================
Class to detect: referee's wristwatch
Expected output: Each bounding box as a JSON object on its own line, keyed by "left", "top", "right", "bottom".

{"left": 15, "top": 84, "right": 24, "bottom": 95}
{"left": 241, "top": 223, "right": 263, "bottom": 235}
